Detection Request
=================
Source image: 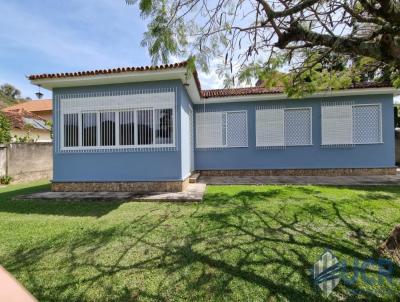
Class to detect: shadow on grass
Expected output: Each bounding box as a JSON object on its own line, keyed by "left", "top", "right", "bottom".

{"left": 2, "top": 187, "right": 399, "bottom": 301}
{"left": 0, "top": 183, "right": 122, "bottom": 217}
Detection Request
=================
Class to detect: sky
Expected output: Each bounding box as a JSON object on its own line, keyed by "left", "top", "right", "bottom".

{"left": 0, "top": 0, "right": 223, "bottom": 99}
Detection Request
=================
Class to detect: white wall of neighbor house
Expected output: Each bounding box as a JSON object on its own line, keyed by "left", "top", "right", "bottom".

{"left": 0, "top": 145, "right": 6, "bottom": 177}
{"left": 11, "top": 129, "right": 52, "bottom": 142}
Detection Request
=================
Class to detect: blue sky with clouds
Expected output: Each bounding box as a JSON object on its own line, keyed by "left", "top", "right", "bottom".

{"left": 0, "top": 0, "right": 221, "bottom": 99}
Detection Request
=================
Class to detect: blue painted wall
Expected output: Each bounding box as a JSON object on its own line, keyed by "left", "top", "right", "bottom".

{"left": 52, "top": 79, "right": 395, "bottom": 183}
{"left": 194, "top": 94, "right": 395, "bottom": 170}
{"left": 53, "top": 80, "right": 186, "bottom": 182}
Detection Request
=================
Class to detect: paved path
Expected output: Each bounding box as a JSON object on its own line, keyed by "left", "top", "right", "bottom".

{"left": 18, "top": 184, "right": 206, "bottom": 202}
{"left": 199, "top": 175, "right": 400, "bottom": 186}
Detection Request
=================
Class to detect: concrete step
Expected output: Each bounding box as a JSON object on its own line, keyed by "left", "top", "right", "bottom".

{"left": 189, "top": 173, "right": 200, "bottom": 183}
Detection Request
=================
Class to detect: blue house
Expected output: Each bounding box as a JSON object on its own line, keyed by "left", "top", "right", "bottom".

{"left": 29, "top": 62, "right": 398, "bottom": 192}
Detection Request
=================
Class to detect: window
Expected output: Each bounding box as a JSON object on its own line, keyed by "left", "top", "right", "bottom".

{"left": 63, "top": 113, "right": 78, "bottom": 147}
{"left": 256, "top": 107, "right": 312, "bottom": 147}
{"left": 321, "top": 103, "right": 382, "bottom": 146}
{"left": 119, "top": 111, "right": 135, "bottom": 146}
{"left": 137, "top": 109, "right": 153, "bottom": 145}
{"left": 100, "top": 112, "right": 116, "bottom": 146}
{"left": 82, "top": 113, "right": 97, "bottom": 147}
{"left": 353, "top": 105, "right": 382, "bottom": 144}
{"left": 155, "top": 109, "right": 173, "bottom": 144}
{"left": 59, "top": 90, "right": 175, "bottom": 151}
{"left": 196, "top": 111, "right": 247, "bottom": 148}
{"left": 285, "top": 108, "right": 312, "bottom": 146}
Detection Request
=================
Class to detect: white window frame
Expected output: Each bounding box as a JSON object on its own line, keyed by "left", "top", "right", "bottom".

{"left": 321, "top": 102, "right": 383, "bottom": 146}
{"left": 256, "top": 107, "right": 313, "bottom": 147}
{"left": 196, "top": 110, "right": 248, "bottom": 149}
{"left": 60, "top": 91, "right": 176, "bottom": 151}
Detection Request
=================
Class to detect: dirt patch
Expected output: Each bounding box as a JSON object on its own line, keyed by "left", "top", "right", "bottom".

{"left": 378, "top": 225, "right": 400, "bottom": 265}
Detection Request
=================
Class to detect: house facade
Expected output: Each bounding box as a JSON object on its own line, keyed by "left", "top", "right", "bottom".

{"left": 29, "top": 62, "right": 397, "bottom": 192}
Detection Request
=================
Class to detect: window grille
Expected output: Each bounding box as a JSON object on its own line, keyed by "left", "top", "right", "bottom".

{"left": 196, "top": 110, "right": 248, "bottom": 149}
{"left": 63, "top": 113, "right": 79, "bottom": 147}
{"left": 321, "top": 102, "right": 382, "bottom": 146}
{"left": 256, "top": 107, "right": 312, "bottom": 148}
{"left": 82, "top": 113, "right": 97, "bottom": 147}
{"left": 353, "top": 104, "right": 382, "bottom": 144}
{"left": 58, "top": 89, "right": 176, "bottom": 152}
{"left": 284, "top": 108, "right": 312, "bottom": 146}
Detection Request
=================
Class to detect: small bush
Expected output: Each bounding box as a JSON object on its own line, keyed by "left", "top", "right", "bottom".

{"left": 0, "top": 175, "right": 12, "bottom": 185}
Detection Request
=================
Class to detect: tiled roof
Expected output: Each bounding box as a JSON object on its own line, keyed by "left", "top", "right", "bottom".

{"left": 202, "top": 82, "right": 393, "bottom": 98}
{"left": 3, "top": 99, "right": 52, "bottom": 113}
{"left": 1, "top": 109, "right": 48, "bottom": 130}
{"left": 28, "top": 62, "right": 189, "bottom": 80}
{"left": 29, "top": 61, "right": 393, "bottom": 99}
{"left": 201, "top": 87, "right": 283, "bottom": 98}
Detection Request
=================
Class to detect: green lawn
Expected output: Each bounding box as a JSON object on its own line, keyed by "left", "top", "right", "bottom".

{"left": 0, "top": 182, "right": 399, "bottom": 301}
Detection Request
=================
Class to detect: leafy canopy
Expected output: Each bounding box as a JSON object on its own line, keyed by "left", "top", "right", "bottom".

{"left": 127, "top": 0, "right": 400, "bottom": 96}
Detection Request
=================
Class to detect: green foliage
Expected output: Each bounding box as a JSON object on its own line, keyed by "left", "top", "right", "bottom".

{"left": 130, "top": 0, "right": 400, "bottom": 96}
{"left": 0, "top": 112, "right": 11, "bottom": 144}
{"left": 0, "top": 83, "right": 20, "bottom": 99}
{"left": 0, "top": 175, "right": 12, "bottom": 185}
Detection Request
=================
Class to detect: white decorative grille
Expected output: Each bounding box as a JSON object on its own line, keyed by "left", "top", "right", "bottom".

{"left": 353, "top": 104, "right": 382, "bottom": 144}
{"left": 284, "top": 108, "right": 312, "bottom": 146}
{"left": 196, "top": 110, "right": 248, "bottom": 149}
{"left": 321, "top": 102, "right": 353, "bottom": 146}
{"left": 226, "top": 111, "right": 248, "bottom": 147}
{"left": 57, "top": 88, "right": 176, "bottom": 153}
{"left": 321, "top": 102, "right": 382, "bottom": 147}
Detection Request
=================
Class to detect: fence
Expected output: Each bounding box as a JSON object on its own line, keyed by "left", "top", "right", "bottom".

{"left": 0, "top": 143, "right": 52, "bottom": 183}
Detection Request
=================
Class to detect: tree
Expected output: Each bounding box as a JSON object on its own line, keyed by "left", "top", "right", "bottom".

{"left": 0, "top": 84, "right": 21, "bottom": 99}
{"left": 127, "top": 0, "right": 400, "bottom": 96}
{"left": 0, "top": 113, "right": 12, "bottom": 144}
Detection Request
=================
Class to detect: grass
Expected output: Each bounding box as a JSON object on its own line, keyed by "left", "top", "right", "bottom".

{"left": 0, "top": 182, "right": 400, "bottom": 301}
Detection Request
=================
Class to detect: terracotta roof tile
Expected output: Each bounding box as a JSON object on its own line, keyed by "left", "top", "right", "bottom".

{"left": 201, "top": 82, "right": 393, "bottom": 98}
{"left": 1, "top": 109, "right": 48, "bottom": 130}
{"left": 28, "top": 62, "right": 189, "bottom": 80}
{"left": 201, "top": 87, "right": 283, "bottom": 98}
{"left": 29, "top": 61, "right": 393, "bottom": 99}
{"left": 3, "top": 100, "right": 52, "bottom": 113}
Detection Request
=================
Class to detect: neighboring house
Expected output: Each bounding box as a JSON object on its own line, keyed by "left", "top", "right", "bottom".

{"left": 1, "top": 109, "right": 51, "bottom": 142}
{"left": 29, "top": 62, "right": 398, "bottom": 192}
{"left": 3, "top": 99, "right": 52, "bottom": 121}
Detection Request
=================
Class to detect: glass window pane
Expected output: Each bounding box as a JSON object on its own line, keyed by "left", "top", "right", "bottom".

{"left": 155, "top": 109, "right": 173, "bottom": 144}
{"left": 82, "top": 113, "right": 97, "bottom": 146}
{"left": 137, "top": 109, "right": 153, "bottom": 145}
{"left": 100, "top": 112, "right": 116, "bottom": 146}
{"left": 119, "top": 111, "right": 135, "bottom": 145}
{"left": 64, "top": 113, "right": 78, "bottom": 147}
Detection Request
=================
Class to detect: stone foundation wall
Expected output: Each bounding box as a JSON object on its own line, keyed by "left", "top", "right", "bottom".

{"left": 52, "top": 177, "right": 190, "bottom": 193}
{"left": 199, "top": 167, "right": 397, "bottom": 177}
